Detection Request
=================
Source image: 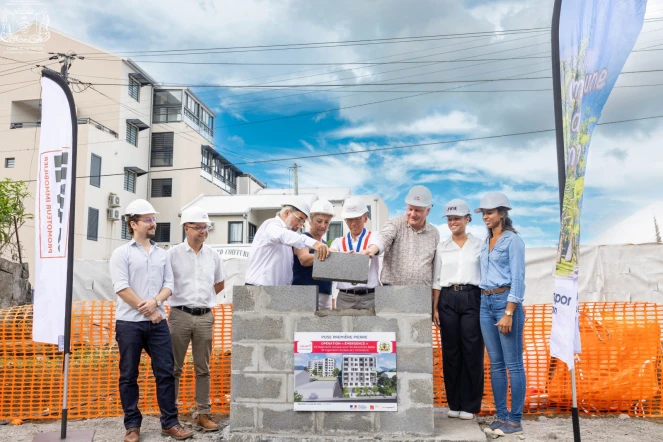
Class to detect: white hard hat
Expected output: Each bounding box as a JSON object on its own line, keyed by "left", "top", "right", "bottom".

{"left": 444, "top": 199, "right": 471, "bottom": 217}
{"left": 180, "top": 207, "right": 210, "bottom": 225}
{"left": 124, "top": 199, "right": 158, "bottom": 216}
{"left": 474, "top": 191, "right": 512, "bottom": 213}
{"left": 282, "top": 197, "right": 311, "bottom": 218}
{"left": 341, "top": 196, "right": 368, "bottom": 219}
{"left": 404, "top": 185, "right": 433, "bottom": 208}
{"left": 310, "top": 199, "right": 335, "bottom": 217}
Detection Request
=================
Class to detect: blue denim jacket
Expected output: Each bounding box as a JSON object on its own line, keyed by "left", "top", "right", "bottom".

{"left": 479, "top": 230, "right": 526, "bottom": 304}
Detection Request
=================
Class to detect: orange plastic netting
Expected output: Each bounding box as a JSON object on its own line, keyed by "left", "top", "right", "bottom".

{"left": 1, "top": 301, "right": 662, "bottom": 420}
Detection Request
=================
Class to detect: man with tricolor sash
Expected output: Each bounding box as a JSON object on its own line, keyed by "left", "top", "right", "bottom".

{"left": 329, "top": 196, "right": 382, "bottom": 309}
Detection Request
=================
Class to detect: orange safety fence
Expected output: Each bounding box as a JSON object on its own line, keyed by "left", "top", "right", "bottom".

{"left": 0, "top": 302, "right": 232, "bottom": 420}
{"left": 2, "top": 301, "right": 663, "bottom": 420}
{"left": 433, "top": 302, "right": 663, "bottom": 416}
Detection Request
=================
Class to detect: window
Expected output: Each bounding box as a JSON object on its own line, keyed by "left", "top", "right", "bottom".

{"left": 126, "top": 123, "right": 138, "bottom": 146}
{"left": 155, "top": 223, "right": 171, "bottom": 242}
{"left": 128, "top": 78, "right": 140, "bottom": 101}
{"left": 5, "top": 158, "right": 15, "bottom": 168}
{"left": 155, "top": 90, "right": 182, "bottom": 106}
{"left": 367, "top": 205, "right": 372, "bottom": 220}
{"left": 228, "top": 221, "right": 243, "bottom": 244}
{"left": 201, "top": 147, "right": 213, "bottom": 174}
{"left": 87, "top": 208, "right": 99, "bottom": 241}
{"left": 328, "top": 222, "right": 343, "bottom": 242}
{"left": 90, "top": 154, "right": 101, "bottom": 187}
{"left": 124, "top": 170, "right": 136, "bottom": 193}
{"left": 151, "top": 132, "right": 174, "bottom": 167}
{"left": 152, "top": 107, "right": 182, "bottom": 123}
{"left": 151, "top": 178, "right": 172, "bottom": 197}
{"left": 121, "top": 222, "right": 131, "bottom": 240}
{"left": 153, "top": 90, "right": 182, "bottom": 123}
{"left": 248, "top": 223, "right": 257, "bottom": 244}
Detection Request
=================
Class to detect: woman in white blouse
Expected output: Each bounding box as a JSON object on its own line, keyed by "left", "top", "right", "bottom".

{"left": 432, "top": 199, "right": 484, "bottom": 420}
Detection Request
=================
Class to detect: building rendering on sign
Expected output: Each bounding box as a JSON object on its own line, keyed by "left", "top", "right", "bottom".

{"left": 342, "top": 355, "right": 377, "bottom": 388}
{"left": 307, "top": 357, "right": 336, "bottom": 377}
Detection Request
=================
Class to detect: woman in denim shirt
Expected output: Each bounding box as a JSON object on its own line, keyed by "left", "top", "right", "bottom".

{"left": 475, "top": 192, "right": 526, "bottom": 437}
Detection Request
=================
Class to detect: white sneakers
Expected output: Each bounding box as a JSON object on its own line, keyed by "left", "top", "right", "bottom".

{"left": 447, "top": 410, "right": 474, "bottom": 419}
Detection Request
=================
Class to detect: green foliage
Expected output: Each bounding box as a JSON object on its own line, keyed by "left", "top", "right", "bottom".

{"left": 0, "top": 179, "right": 33, "bottom": 263}
{"left": 312, "top": 369, "right": 318, "bottom": 376}
{"left": 332, "top": 368, "right": 340, "bottom": 377}
{"left": 342, "top": 386, "right": 349, "bottom": 398}
{"left": 294, "top": 391, "right": 303, "bottom": 402}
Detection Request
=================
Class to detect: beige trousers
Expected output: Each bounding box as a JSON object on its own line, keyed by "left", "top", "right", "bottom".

{"left": 335, "top": 291, "right": 375, "bottom": 310}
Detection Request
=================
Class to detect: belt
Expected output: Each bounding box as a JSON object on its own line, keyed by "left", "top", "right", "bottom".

{"left": 173, "top": 305, "right": 211, "bottom": 316}
{"left": 339, "top": 288, "right": 375, "bottom": 295}
{"left": 444, "top": 284, "right": 479, "bottom": 292}
{"left": 481, "top": 286, "right": 511, "bottom": 295}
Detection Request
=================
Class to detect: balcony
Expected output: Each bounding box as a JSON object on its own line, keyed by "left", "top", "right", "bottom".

{"left": 184, "top": 107, "right": 214, "bottom": 143}
{"left": 10, "top": 118, "right": 119, "bottom": 138}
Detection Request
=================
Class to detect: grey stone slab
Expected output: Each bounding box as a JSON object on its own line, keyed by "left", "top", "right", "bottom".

{"left": 294, "top": 315, "right": 343, "bottom": 333}
{"left": 260, "top": 344, "right": 295, "bottom": 372}
{"left": 260, "top": 404, "right": 315, "bottom": 433}
{"left": 232, "top": 314, "right": 285, "bottom": 342}
{"left": 312, "top": 252, "right": 369, "bottom": 284}
{"left": 375, "top": 285, "right": 432, "bottom": 315}
{"left": 261, "top": 286, "right": 318, "bottom": 312}
{"left": 316, "top": 412, "right": 375, "bottom": 434}
{"left": 230, "top": 402, "right": 257, "bottom": 431}
{"left": 315, "top": 309, "right": 374, "bottom": 317}
{"left": 433, "top": 408, "right": 486, "bottom": 441}
{"left": 408, "top": 378, "right": 434, "bottom": 405}
{"left": 376, "top": 406, "right": 434, "bottom": 437}
{"left": 397, "top": 346, "right": 433, "bottom": 374}
{"left": 232, "top": 343, "right": 258, "bottom": 372}
{"left": 406, "top": 317, "right": 434, "bottom": 344}
{"left": 233, "top": 285, "right": 257, "bottom": 312}
{"left": 350, "top": 316, "right": 399, "bottom": 335}
{"left": 232, "top": 373, "right": 286, "bottom": 402}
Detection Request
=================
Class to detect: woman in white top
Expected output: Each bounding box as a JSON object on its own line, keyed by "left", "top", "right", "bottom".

{"left": 432, "top": 199, "right": 484, "bottom": 420}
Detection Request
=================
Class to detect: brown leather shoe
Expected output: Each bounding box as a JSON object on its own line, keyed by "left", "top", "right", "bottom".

{"left": 123, "top": 427, "right": 140, "bottom": 442}
{"left": 196, "top": 414, "right": 219, "bottom": 432}
{"left": 161, "top": 423, "right": 194, "bottom": 440}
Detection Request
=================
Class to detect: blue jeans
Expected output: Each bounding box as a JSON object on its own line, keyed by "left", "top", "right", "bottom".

{"left": 115, "top": 320, "right": 179, "bottom": 430}
{"left": 479, "top": 292, "right": 526, "bottom": 424}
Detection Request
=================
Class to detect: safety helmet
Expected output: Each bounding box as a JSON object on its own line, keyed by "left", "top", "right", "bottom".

{"left": 124, "top": 199, "right": 158, "bottom": 216}
{"left": 404, "top": 185, "right": 433, "bottom": 208}
{"left": 341, "top": 196, "right": 368, "bottom": 219}
{"left": 310, "top": 199, "right": 335, "bottom": 217}
{"left": 444, "top": 199, "right": 471, "bottom": 217}
{"left": 474, "top": 192, "right": 512, "bottom": 213}
{"left": 180, "top": 207, "right": 210, "bottom": 225}
{"left": 282, "top": 197, "right": 311, "bottom": 219}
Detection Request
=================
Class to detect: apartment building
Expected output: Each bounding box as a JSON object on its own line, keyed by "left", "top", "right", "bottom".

{"left": 307, "top": 357, "right": 336, "bottom": 377}
{"left": 341, "top": 355, "right": 377, "bottom": 388}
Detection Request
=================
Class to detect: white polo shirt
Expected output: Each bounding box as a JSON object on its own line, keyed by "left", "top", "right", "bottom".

{"left": 168, "top": 240, "right": 227, "bottom": 309}
{"left": 431, "top": 233, "right": 482, "bottom": 290}
{"left": 245, "top": 216, "right": 317, "bottom": 286}
{"left": 330, "top": 228, "right": 382, "bottom": 290}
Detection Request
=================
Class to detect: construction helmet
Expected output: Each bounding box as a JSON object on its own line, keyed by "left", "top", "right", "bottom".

{"left": 404, "top": 185, "right": 433, "bottom": 208}
{"left": 282, "top": 197, "right": 311, "bottom": 218}
{"left": 474, "top": 192, "right": 512, "bottom": 213}
{"left": 180, "top": 207, "right": 210, "bottom": 225}
{"left": 124, "top": 199, "right": 158, "bottom": 216}
{"left": 310, "top": 199, "right": 335, "bottom": 217}
{"left": 341, "top": 196, "right": 368, "bottom": 219}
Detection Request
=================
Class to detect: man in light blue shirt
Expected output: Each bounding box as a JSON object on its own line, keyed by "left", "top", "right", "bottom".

{"left": 109, "top": 199, "right": 192, "bottom": 442}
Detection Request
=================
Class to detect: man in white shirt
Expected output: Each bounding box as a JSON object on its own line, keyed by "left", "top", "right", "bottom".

{"left": 245, "top": 197, "right": 330, "bottom": 286}
{"left": 109, "top": 199, "right": 193, "bottom": 442}
{"left": 168, "top": 207, "right": 226, "bottom": 432}
{"left": 431, "top": 199, "right": 484, "bottom": 420}
{"left": 330, "top": 197, "right": 382, "bottom": 310}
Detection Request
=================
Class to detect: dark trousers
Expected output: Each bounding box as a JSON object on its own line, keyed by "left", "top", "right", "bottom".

{"left": 438, "top": 286, "right": 484, "bottom": 413}
{"left": 115, "top": 320, "right": 179, "bottom": 430}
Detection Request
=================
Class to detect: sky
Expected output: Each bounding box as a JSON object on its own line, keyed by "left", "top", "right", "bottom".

{"left": 41, "top": 0, "right": 663, "bottom": 247}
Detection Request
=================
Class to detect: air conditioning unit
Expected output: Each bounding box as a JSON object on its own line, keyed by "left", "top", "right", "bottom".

{"left": 107, "top": 208, "right": 121, "bottom": 221}
{"left": 108, "top": 193, "right": 121, "bottom": 208}
{"left": 208, "top": 222, "right": 215, "bottom": 232}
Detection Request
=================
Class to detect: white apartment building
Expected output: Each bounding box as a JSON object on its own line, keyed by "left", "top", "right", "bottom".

{"left": 307, "top": 357, "right": 336, "bottom": 377}
{"left": 342, "top": 355, "right": 377, "bottom": 388}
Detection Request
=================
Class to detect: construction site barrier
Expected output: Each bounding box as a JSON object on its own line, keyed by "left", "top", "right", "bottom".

{"left": 1, "top": 301, "right": 662, "bottom": 420}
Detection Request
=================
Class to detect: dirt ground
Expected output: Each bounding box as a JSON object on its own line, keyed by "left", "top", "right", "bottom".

{"left": 5, "top": 413, "right": 663, "bottom": 441}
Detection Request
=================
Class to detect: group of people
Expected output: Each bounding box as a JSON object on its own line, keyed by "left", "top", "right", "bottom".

{"left": 109, "top": 184, "right": 526, "bottom": 441}
{"left": 244, "top": 186, "right": 526, "bottom": 437}
{"left": 110, "top": 200, "right": 227, "bottom": 441}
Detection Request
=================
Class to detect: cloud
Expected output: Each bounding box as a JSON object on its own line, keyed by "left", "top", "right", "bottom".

{"left": 602, "top": 147, "right": 628, "bottom": 161}
{"left": 227, "top": 135, "right": 245, "bottom": 146}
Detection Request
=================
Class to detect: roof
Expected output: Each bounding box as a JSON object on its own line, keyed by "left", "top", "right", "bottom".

{"left": 587, "top": 202, "right": 663, "bottom": 245}
{"left": 183, "top": 193, "right": 319, "bottom": 216}
{"left": 257, "top": 187, "right": 351, "bottom": 202}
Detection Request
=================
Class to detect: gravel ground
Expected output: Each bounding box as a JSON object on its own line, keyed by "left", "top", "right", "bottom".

{"left": 5, "top": 413, "right": 663, "bottom": 441}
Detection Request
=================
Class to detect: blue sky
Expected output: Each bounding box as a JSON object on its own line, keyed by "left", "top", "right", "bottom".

{"left": 44, "top": 0, "right": 663, "bottom": 247}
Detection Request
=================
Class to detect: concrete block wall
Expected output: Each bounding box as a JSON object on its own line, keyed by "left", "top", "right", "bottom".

{"left": 230, "top": 285, "right": 434, "bottom": 440}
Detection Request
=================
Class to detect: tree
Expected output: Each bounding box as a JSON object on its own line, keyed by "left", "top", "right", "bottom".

{"left": 332, "top": 368, "right": 340, "bottom": 377}
{"left": 294, "top": 391, "right": 303, "bottom": 402}
{"left": 372, "top": 385, "right": 379, "bottom": 396}
{"left": 0, "top": 179, "right": 32, "bottom": 264}
{"left": 353, "top": 386, "right": 359, "bottom": 396}
{"left": 342, "top": 386, "right": 349, "bottom": 398}
{"left": 312, "top": 369, "right": 318, "bottom": 376}
{"left": 363, "top": 386, "right": 369, "bottom": 396}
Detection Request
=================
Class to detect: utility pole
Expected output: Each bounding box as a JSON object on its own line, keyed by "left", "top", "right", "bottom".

{"left": 48, "top": 51, "right": 85, "bottom": 81}
{"left": 293, "top": 163, "right": 299, "bottom": 195}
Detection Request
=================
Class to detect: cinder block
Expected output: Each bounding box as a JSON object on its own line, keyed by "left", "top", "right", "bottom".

{"left": 260, "top": 404, "right": 315, "bottom": 433}
{"left": 232, "top": 343, "right": 258, "bottom": 372}
{"left": 405, "top": 317, "right": 433, "bottom": 344}
{"left": 232, "top": 373, "right": 286, "bottom": 402}
{"left": 375, "top": 285, "right": 432, "bottom": 315}
{"left": 261, "top": 286, "right": 317, "bottom": 312}
{"left": 230, "top": 402, "right": 257, "bottom": 431}
{"left": 408, "top": 378, "right": 434, "bottom": 405}
{"left": 397, "top": 346, "right": 433, "bottom": 374}
{"left": 232, "top": 314, "right": 285, "bottom": 342}
{"left": 350, "top": 316, "right": 399, "bottom": 335}
{"left": 312, "top": 252, "right": 369, "bottom": 284}
{"left": 316, "top": 412, "right": 375, "bottom": 434}
{"left": 375, "top": 406, "right": 434, "bottom": 436}
{"left": 233, "top": 285, "right": 257, "bottom": 312}
{"left": 295, "top": 315, "right": 343, "bottom": 333}
{"left": 260, "top": 344, "right": 294, "bottom": 372}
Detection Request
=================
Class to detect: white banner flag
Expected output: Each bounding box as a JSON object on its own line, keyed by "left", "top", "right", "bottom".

{"left": 33, "top": 71, "right": 77, "bottom": 345}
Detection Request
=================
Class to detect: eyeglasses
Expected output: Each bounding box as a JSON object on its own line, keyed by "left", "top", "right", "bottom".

{"left": 292, "top": 212, "right": 306, "bottom": 224}
{"left": 345, "top": 216, "right": 363, "bottom": 224}
{"left": 186, "top": 224, "right": 209, "bottom": 232}
{"left": 140, "top": 216, "right": 157, "bottom": 224}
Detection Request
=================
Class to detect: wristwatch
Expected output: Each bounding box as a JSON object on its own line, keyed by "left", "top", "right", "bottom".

{"left": 504, "top": 310, "right": 512, "bottom": 316}
{"left": 155, "top": 298, "right": 163, "bottom": 307}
